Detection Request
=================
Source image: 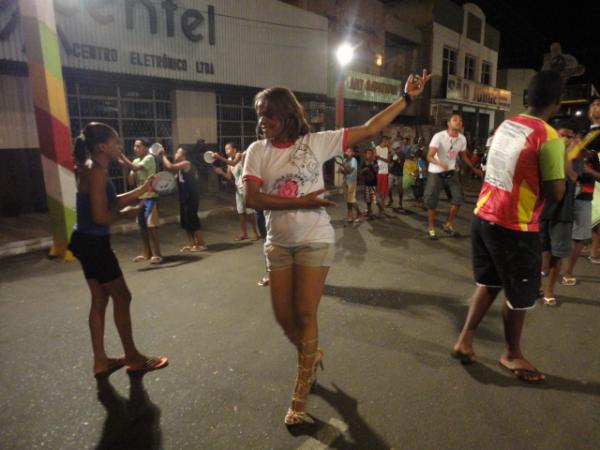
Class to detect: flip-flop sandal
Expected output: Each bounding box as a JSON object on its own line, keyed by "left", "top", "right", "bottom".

{"left": 560, "top": 276, "right": 576, "bottom": 286}
{"left": 234, "top": 236, "right": 248, "bottom": 241}
{"left": 499, "top": 361, "right": 545, "bottom": 383}
{"left": 543, "top": 296, "right": 557, "bottom": 306}
{"left": 442, "top": 225, "right": 461, "bottom": 237}
{"left": 191, "top": 245, "right": 208, "bottom": 252}
{"left": 133, "top": 255, "right": 148, "bottom": 263}
{"left": 94, "top": 358, "right": 126, "bottom": 379}
{"left": 149, "top": 256, "right": 163, "bottom": 265}
{"left": 180, "top": 246, "right": 192, "bottom": 253}
{"left": 250, "top": 237, "right": 260, "bottom": 241}
{"left": 257, "top": 277, "right": 270, "bottom": 287}
{"left": 127, "top": 356, "right": 169, "bottom": 375}
{"left": 451, "top": 350, "right": 476, "bottom": 365}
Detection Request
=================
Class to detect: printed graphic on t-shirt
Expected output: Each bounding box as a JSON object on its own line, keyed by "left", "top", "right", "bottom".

{"left": 447, "top": 139, "right": 461, "bottom": 160}
{"left": 271, "top": 141, "right": 320, "bottom": 198}
{"left": 485, "top": 120, "right": 534, "bottom": 192}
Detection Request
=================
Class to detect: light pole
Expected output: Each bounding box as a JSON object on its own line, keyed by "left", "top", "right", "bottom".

{"left": 334, "top": 43, "right": 354, "bottom": 187}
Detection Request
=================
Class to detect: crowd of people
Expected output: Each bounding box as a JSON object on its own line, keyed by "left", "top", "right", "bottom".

{"left": 66, "top": 68, "right": 598, "bottom": 426}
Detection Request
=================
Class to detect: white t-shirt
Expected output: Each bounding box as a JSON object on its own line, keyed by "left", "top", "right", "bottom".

{"left": 428, "top": 130, "right": 467, "bottom": 174}
{"left": 230, "top": 153, "right": 246, "bottom": 193}
{"left": 375, "top": 145, "right": 389, "bottom": 174}
{"left": 242, "top": 129, "right": 347, "bottom": 247}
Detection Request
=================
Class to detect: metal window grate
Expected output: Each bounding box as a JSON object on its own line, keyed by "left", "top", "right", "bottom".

{"left": 67, "top": 82, "right": 172, "bottom": 193}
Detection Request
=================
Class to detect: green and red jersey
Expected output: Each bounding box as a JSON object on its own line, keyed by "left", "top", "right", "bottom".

{"left": 475, "top": 114, "right": 565, "bottom": 232}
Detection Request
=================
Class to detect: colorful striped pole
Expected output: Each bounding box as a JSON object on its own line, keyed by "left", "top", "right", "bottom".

{"left": 19, "top": 0, "right": 75, "bottom": 260}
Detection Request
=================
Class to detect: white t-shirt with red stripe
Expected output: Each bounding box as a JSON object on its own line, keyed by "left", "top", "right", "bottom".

{"left": 242, "top": 129, "right": 348, "bottom": 247}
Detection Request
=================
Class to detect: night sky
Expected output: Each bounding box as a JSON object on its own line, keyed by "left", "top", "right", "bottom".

{"left": 456, "top": 0, "right": 599, "bottom": 85}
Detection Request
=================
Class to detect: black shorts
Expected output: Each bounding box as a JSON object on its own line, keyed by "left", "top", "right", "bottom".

{"left": 68, "top": 231, "right": 123, "bottom": 284}
{"left": 471, "top": 216, "right": 540, "bottom": 310}
{"left": 180, "top": 199, "right": 201, "bottom": 231}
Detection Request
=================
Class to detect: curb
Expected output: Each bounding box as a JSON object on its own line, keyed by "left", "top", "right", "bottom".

{"left": 0, "top": 188, "right": 345, "bottom": 260}
{"left": 0, "top": 205, "right": 236, "bottom": 260}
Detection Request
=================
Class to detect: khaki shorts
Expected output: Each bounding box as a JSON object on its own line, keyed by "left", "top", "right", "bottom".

{"left": 264, "top": 243, "right": 334, "bottom": 271}
{"left": 343, "top": 181, "right": 357, "bottom": 203}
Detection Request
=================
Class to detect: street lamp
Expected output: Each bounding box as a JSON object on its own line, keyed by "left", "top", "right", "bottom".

{"left": 336, "top": 42, "right": 354, "bottom": 68}
{"left": 335, "top": 42, "right": 354, "bottom": 130}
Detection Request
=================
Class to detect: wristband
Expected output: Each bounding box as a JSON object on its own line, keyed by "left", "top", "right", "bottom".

{"left": 403, "top": 92, "right": 413, "bottom": 106}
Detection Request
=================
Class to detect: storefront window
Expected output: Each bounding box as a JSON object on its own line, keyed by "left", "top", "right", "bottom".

{"left": 217, "top": 91, "right": 260, "bottom": 151}
{"left": 67, "top": 81, "right": 172, "bottom": 192}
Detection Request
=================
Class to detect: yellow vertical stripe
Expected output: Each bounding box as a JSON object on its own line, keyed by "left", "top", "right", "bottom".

{"left": 474, "top": 190, "right": 491, "bottom": 215}
{"left": 517, "top": 180, "right": 536, "bottom": 231}
{"left": 28, "top": 61, "right": 70, "bottom": 126}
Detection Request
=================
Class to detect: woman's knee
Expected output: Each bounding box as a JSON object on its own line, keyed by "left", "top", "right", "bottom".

{"left": 295, "top": 308, "right": 317, "bottom": 328}
{"left": 112, "top": 289, "right": 132, "bottom": 305}
{"left": 90, "top": 293, "right": 109, "bottom": 309}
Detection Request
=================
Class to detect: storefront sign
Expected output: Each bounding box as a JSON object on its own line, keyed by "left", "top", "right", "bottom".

{"left": 446, "top": 74, "right": 511, "bottom": 110}
{"left": 0, "top": 0, "right": 328, "bottom": 94}
{"left": 342, "top": 71, "right": 403, "bottom": 104}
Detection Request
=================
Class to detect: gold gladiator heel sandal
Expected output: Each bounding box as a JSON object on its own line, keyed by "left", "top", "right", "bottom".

{"left": 309, "top": 348, "right": 324, "bottom": 388}
{"left": 284, "top": 338, "right": 320, "bottom": 426}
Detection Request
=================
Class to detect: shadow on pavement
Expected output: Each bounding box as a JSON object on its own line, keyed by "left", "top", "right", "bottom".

{"left": 556, "top": 294, "right": 600, "bottom": 307}
{"left": 205, "top": 242, "right": 255, "bottom": 252}
{"left": 136, "top": 254, "right": 202, "bottom": 271}
{"left": 288, "top": 382, "right": 390, "bottom": 449}
{"left": 323, "top": 284, "right": 502, "bottom": 343}
{"left": 462, "top": 362, "right": 600, "bottom": 397}
{"left": 95, "top": 373, "right": 162, "bottom": 450}
{"left": 335, "top": 224, "right": 368, "bottom": 268}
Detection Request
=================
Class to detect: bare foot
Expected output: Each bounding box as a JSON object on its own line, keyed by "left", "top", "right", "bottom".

{"left": 452, "top": 343, "right": 475, "bottom": 363}
{"left": 499, "top": 353, "right": 545, "bottom": 382}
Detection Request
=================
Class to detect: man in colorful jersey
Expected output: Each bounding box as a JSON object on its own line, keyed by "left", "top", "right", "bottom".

{"left": 452, "top": 71, "right": 566, "bottom": 382}
{"left": 562, "top": 97, "right": 600, "bottom": 281}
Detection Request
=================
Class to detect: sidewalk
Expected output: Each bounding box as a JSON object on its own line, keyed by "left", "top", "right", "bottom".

{"left": 0, "top": 178, "right": 481, "bottom": 259}
{"left": 0, "top": 191, "right": 237, "bottom": 259}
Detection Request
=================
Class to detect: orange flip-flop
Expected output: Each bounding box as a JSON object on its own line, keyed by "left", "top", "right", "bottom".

{"left": 127, "top": 356, "right": 169, "bottom": 375}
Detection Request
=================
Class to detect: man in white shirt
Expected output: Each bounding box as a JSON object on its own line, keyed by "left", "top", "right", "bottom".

{"left": 423, "top": 114, "right": 482, "bottom": 239}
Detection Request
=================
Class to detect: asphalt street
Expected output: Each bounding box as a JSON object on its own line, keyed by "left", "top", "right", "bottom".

{"left": 0, "top": 196, "right": 598, "bottom": 450}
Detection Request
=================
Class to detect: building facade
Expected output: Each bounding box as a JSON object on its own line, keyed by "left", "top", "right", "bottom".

{"left": 0, "top": 0, "right": 329, "bottom": 214}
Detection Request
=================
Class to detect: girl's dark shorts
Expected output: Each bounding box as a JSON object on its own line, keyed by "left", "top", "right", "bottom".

{"left": 68, "top": 231, "right": 123, "bottom": 284}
